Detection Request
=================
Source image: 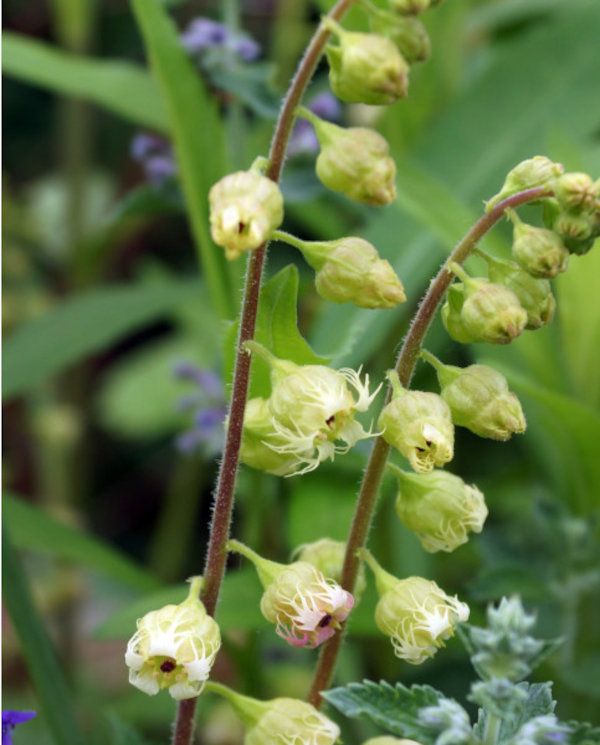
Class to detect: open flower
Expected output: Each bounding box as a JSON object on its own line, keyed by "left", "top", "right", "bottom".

{"left": 228, "top": 540, "right": 354, "bottom": 648}
{"left": 125, "top": 577, "right": 221, "bottom": 700}
{"left": 2, "top": 711, "right": 36, "bottom": 745}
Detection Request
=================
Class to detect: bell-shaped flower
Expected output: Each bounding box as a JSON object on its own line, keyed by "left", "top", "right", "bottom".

{"left": 227, "top": 540, "right": 354, "bottom": 648}
{"left": 124, "top": 577, "right": 220, "bottom": 699}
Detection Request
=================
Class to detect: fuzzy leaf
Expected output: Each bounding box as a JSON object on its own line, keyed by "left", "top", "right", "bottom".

{"left": 323, "top": 680, "right": 444, "bottom": 743}
{"left": 567, "top": 721, "right": 600, "bottom": 745}
{"left": 473, "top": 682, "right": 556, "bottom": 742}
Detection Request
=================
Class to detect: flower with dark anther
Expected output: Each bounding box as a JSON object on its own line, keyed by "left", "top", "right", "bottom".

{"left": 323, "top": 17, "right": 409, "bottom": 105}
{"left": 206, "top": 682, "right": 341, "bottom": 745}
{"left": 209, "top": 158, "right": 284, "bottom": 260}
{"left": 388, "top": 463, "right": 488, "bottom": 553}
{"left": 378, "top": 370, "right": 454, "bottom": 473}
{"left": 228, "top": 540, "right": 354, "bottom": 649}
{"left": 474, "top": 249, "right": 555, "bottom": 330}
{"left": 293, "top": 537, "right": 368, "bottom": 601}
{"left": 485, "top": 156, "right": 564, "bottom": 212}
{"left": 275, "top": 231, "right": 405, "bottom": 308}
{"left": 244, "top": 341, "right": 380, "bottom": 475}
{"left": 297, "top": 108, "right": 396, "bottom": 206}
{"left": 421, "top": 350, "right": 526, "bottom": 441}
{"left": 124, "top": 577, "right": 220, "bottom": 700}
{"left": 358, "top": 548, "right": 469, "bottom": 663}
{"left": 288, "top": 92, "right": 342, "bottom": 158}
{"left": 2, "top": 711, "right": 36, "bottom": 745}
{"left": 507, "top": 210, "right": 569, "bottom": 279}
{"left": 173, "top": 362, "right": 226, "bottom": 455}
{"left": 444, "top": 263, "right": 527, "bottom": 345}
{"left": 130, "top": 133, "right": 177, "bottom": 186}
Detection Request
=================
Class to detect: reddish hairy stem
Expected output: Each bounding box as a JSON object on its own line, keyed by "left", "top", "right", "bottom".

{"left": 307, "top": 186, "right": 552, "bottom": 708}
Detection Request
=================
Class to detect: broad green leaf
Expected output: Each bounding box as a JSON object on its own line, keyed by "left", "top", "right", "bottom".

{"left": 2, "top": 494, "right": 159, "bottom": 592}
{"left": 2, "top": 280, "right": 201, "bottom": 401}
{"left": 93, "top": 568, "right": 266, "bottom": 639}
{"left": 130, "top": 0, "right": 233, "bottom": 320}
{"left": 224, "top": 265, "right": 328, "bottom": 400}
{"left": 2, "top": 528, "right": 86, "bottom": 745}
{"left": 323, "top": 680, "right": 444, "bottom": 743}
{"left": 2, "top": 32, "right": 168, "bottom": 132}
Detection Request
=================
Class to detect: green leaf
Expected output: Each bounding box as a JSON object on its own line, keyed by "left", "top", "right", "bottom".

{"left": 473, "top": 682, "right": 556, "bottom": 742}
{"left": 2, "top": 280, "right": 201, "bottom": 401}
{"left": 323, "top": 680, "right": 443, "bottom": 743}
{"left": 567, "top": 720, "right": 600, "bottom": 745}
{"left": 2, "top": 493, "right": 160, "bottom": 592}
{"left": 224, "top": 265, "right": 328, "bottom": 400}
{"left": 2, "top": 527, "right": 86, "bottom": 745}
{"left": 2, "top": 31, "right": 168, "bottom": 132}
{"left": 93, "top": 568, "right": 266, "bottom": 639}
{"left": 130, "top": 0, "right": 233, "bottom": 320}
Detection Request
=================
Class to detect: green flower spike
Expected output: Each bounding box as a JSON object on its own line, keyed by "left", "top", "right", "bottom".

{"left": 357, "top": 548, "right": 469, "bottom": 663}
{"left": 323, "top": 17, "right": 409, "bottom": 105}
{"left": 474, "top": 248, "right": 555, "bottom": 329}
{"left": 378, "top": 370, "right": 454, "bottom": 473}
{"left": 508, "top": 209, "right": 569, "bottom": 278}
{"left": 388, "top": 462, "right": 488, "bottom": 553}
{"left": 298, "top": 107, "right": 397, "bottom": 206}
{"left": 485, "top": 156, "right": 563, "bottom": 212}
{"left": 124, "top": 577, "right": 221, "bottom": 700}
{"left": 206, "top": 682, "right": 341, "bottom": 745}
{"left": 420, "top": 349, "right": 526, "bottom": 441}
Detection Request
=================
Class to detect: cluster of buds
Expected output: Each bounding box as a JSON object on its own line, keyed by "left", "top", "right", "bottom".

{"left": 358, "top": 549, "right": 469, "bottom": 663}
{"left": 275, "top": 230, "right": 405, "bottom": 309}
{"left": 378, "top": 370, "right": 454, "bottom": 473}
{"left": 228, "top": 539, "right": 354, "bottom": 648}
{"left": 124, "top": 577, "right": 220, "bottom": 700}
{"left": 240, "top": 341, "right": 380, "bottom": 475}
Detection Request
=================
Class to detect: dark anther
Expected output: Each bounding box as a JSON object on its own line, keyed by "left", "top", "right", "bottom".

{"left": 326, "top": 415, "right": 335, "bottom": 427}
{"left": 160, "top": 659, "right": 176, "bottom": 673}
{"left": 238, "top": 222, "right": 246, "bottom": 233}
{"left": 318, "top": 614, "right": 333, "bottom": 628}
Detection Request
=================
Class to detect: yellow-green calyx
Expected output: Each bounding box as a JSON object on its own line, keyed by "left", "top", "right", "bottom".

{"left": 389, "top": 464, "right": 488, "bottom": 553}
{"left": 323, "top": 17, "right": 409, "bottom": 105}
{"left": 358, "top": 549, "right": 469, "bottom": 664}
{"left": 485, "top": 155, "right": 563, "bottom": 211}
{"left": 207, "top": 683, "right": 341, "bottom": 745}
{"left": 378, "top": 370, "right": 454, "bottom": 473}
{"left": 508, "top": 210, "right": 569, "bottom": 279}
{"left": 239, "top": 397, "right": 300, "bottom": 476}
{"left": 209, "top": 159, "right": 284, "bottom": 260}
{"left": 421, "top": 350, "right": 526, "bottom": 441}
{"left": 124, "top": 577, "right": 221, "bottom": 700}
{"left": 293, "top": 537, "right": 368, "bottom": 601}
{"left": 298, "top": 109, "right": 396, "bottom": 206}
{"left": 368, "top": 8, "right": 430, "bottom": 63}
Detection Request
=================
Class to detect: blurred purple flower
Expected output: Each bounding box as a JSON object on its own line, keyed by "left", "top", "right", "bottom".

{"left": 173, "top": 362, "right": 226, "bottom": 456}
{"left": 181, "top": 17, "right": 260, "bottom": 63}
{"left": 130, "top": 133, "right": 177, "bottom": 186}
{"left": 231, "top": 36, "right": 261, "bottom": 62}
{"left": 2, "top": 711, "right": 36, "bottom": 745}
{"left": 288, "top": 91, "right": 342, "bottom": 157}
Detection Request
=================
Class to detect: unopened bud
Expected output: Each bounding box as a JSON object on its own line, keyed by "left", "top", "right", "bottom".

{"left": 299, "top": 109, "right": 396, "bottom": 206}
{"left": 554, "top": 172, "right": 599, "bottom": 211}
{"left": 486, "top": 156, "right": 563, "bottom": 211}
{"left": 209, "top": 161, "right": 284, "bottom": 260}
{"left": 447, "top": 264, "right": 527, "bottom": 345}
{"left": 125, "top": 577, "right": 220, "bottom": 700}
{"left": 227, "top": 540, "right": 354, "bottom": 648}
{"left": 421, "top": 350, "right": 526, "bottom": 441}
{"left": 390, "top": 464, "right": 488, "bottom": 553}
{"left": 239, "top": 397, "right": 299, "bottom": 476}
{"left": 441, "top": 284, "right": 480, "bottom": 344}
{"left": 389, "top": 0, "right": 440, "bottom": 14}
{"left": 378, "top": 370, "right": 454, "bottom": 473}
{"left": 283, "top": 232, "right": 405, "bottom": 308}
{"left": 324, "top": 18, "right": 409, "bottom": 105}
{"left": 293, "top": 538, "right": 367, "bottom": 601}
{"left": 551, "top": 210, "right": 594, "bottom": 252}
{"left": 370, "top": 12, "right": 430, "bottom": 63}
{"left": 509, "top": 211, "right": 569, "bottom": 277}
{"left": 476, "top": 249, "right": 555, "bottom": 329}
{"left": 358, "top": 549, "right": 469, "bottom": 663}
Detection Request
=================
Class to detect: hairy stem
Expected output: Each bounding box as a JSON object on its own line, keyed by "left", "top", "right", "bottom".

{"left": 307, "top": 186, "right": 551, "bottom": 707}
{"left": 171, "top": 2, "right": 357, "bottom": 743}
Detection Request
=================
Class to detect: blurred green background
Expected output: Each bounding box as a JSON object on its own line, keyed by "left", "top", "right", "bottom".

{"left": 3, "top": 1, "right": 600, "bottom": 743}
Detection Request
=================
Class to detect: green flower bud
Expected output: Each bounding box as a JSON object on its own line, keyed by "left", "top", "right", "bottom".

{"left": 358, "top": 549, "right": 469, "bottom": 663}
{"left": 421, "top": 350, "right": 526, "bottom": 440}
{"left": 245, "top": 341, "right": 380, "bottom": 475}
{"left": 485, "top": 156, "right": 563, "bottom": 211}
{"left": 389, "top": 0, "right": 440, "bottom": 15}
{"left": 554, "top": 172, "right": 599, "bottom": 211}
{"left": 299, "top": 109, "right": 396, "bottom": 206}
{"left": 208, "top": 684, "right": 341, "bottom": 745}
{"left": 209, "top": 162, "right": 284, "bottom": 260}
{"left": 125, "top": 578, "right": 220, "bottom": 700}
{"left": 475, "top": 249, "right": 555, "bottom": 329}
{"left": 441, "top": 284, "right": 480, "bottom": 344}
{"left": 370, "top": 12, "right": 430, "bottom": 64}
{"left": 323, "top": 18, "right": 409, "bottom": 105}
{"left": 509, "top": 211, "right": 569, "bottom": 277}
{"left": 280, "top": 232, "right": 405, "bottom": 308}
{"left": 449, "top": 263, "right": 527, "bottom": 345}
{"left": 390, "top": 464, "right": 488, "bottom": 552}
{"left": 551, "top": 210, "right": 594, "bottom": 253}
{"left": 227, "top": 540, "right": 354, "bottom": 649}
{"left": 378, "top": 370, "right": 454, "bottom": 473}
{"left": 239, "top": 397, "right": 300, "bottom": 476}
{"left": 293, "top": 537, "right": 367, "bottom": 601}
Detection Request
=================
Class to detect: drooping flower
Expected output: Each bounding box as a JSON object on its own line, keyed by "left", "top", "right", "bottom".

{"left": 228, "top": 540, "right": 354, "bottom": 648}
{"left": 125, "top": 577, "right": 221, "bottom": 700}
{"left": 2, "top": 711, "right": 36, "bottom": 745}
{"left": 293, "top": 537, "right": 367, "bottom": 601}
